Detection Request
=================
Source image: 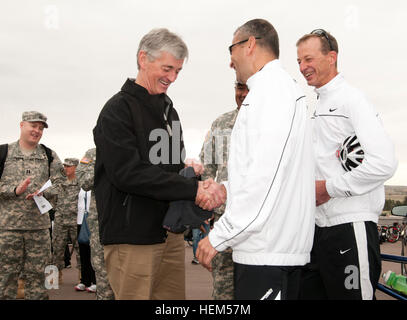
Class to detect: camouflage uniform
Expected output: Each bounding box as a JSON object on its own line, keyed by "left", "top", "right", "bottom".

{"left": 52, "top": 168, "right": 81, "bottom": 272}
{"left": 199, "top": 109, "right": 238, "bottom": 300}
{"left": 0, "top": 140, "right": 64, "bottom": 300}
{"left": 76, "top": 148, "right": 114, "bottom": 300}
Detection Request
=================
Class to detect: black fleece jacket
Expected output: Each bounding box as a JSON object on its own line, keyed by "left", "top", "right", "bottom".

{"left": 93, "top": 79, "right": 198, "bottom": 245}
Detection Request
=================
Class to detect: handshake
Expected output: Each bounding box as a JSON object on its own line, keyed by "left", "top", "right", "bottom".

{"left": 184, "top": 158, "right": 226, "bottom": 211}
{"left": 195, "top": 179, "right": 227, "bottom": 211}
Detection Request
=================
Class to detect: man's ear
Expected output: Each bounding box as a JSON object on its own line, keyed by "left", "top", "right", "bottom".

{"left": 246, "top": 36, "right": 257, "bottom": 55}
{"left": 138, "top": 50, "right": 148, "bottom": 69}
{"left": 328, "top": 50, "right": 338, "bottom": 67}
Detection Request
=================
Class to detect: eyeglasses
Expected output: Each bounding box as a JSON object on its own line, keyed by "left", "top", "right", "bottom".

{"left": 310, "top": 29, "right": 334, "bottom": 51}
{"left": 228, "top": 37, "right": 262, "bottom": 55}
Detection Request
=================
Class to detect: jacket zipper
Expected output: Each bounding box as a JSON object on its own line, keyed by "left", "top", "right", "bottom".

{"left": 123, "top": 194, "right": 131, "bottom": 225}
{"left": 123, "top": 194, "right": 129, "bottom": 206}
{"left": 163, "top": 104, "right": 172, "bottom": 137}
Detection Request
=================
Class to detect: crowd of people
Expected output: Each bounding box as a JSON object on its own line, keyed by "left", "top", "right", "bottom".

{"left": 0, "top": 18, "right": 397, "bottom": 300}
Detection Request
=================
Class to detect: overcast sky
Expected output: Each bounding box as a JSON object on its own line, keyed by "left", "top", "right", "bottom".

{"left": 1, "top": 0, "right": 406, "bottom": 185}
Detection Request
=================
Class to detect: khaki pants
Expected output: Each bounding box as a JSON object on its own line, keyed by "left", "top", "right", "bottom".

{"left": 104, "top": 232, "right": 185, "bottom": 300}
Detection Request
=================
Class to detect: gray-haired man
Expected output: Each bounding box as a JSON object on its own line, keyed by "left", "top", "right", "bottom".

{"left": 93, "top": 28, "right": 225, "bottom": 300}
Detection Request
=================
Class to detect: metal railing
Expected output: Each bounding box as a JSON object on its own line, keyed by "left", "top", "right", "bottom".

{"left": 377, "top": 254, "right": 407, "bottom": 300}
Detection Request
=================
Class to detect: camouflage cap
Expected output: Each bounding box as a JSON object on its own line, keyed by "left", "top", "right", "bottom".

{"left": 63, "top": 158, "right": 79, "bottom": 167}
{"left": 22, "top": 111, "right": 48, "bottom": 128}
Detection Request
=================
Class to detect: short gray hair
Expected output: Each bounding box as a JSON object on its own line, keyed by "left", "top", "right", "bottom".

{"left": 137, "top": 28, "right": 189, "bottom": 69}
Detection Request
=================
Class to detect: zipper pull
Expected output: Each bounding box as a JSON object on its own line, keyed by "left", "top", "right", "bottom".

{"left": 123, "top": 194, "right": 129, "bottom": 206}
{"left": 163, "top": 112, "right": 172, "bottom": 137}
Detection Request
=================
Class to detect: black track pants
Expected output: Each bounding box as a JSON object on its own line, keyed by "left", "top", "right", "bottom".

{"left": 234, "top": 263, "right": 303, "bottom": 300}
{"left": 300, "top": 221, "right": 381, "bottom": 300}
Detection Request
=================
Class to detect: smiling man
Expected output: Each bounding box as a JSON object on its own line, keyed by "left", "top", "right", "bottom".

{"left": 197, "top": 19, "right": 315, "bottom": 300}
{"left": 297, "top": 29, "right": 397, "bottom": 300}
{"left": 0, "top": 111, "right": 64, "bottom": 299}
{"left": 93, "top": 28, "right": 224, "bottom": 300}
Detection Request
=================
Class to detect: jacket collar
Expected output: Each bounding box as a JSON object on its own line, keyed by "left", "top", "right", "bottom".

{"left": 314, "top": 73, "right": 344, "bottom": 96}
{"left": 121, "top": 78, "right": 150, "bottom": 98}
{"left": 11, "top": 140, "right": 46, "bottom": 159}
{"left": 246, "top": 59, "right": 281, "bottom": 90}
{"left": 121, "top": 78, "right": 173, "bottom": 116}
{"left": 65, "top": 177, "right": 79, "bottom": 186}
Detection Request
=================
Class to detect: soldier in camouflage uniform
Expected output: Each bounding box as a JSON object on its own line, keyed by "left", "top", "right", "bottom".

{"left": 199, "top": 82, "right": 249, "bottom": 300}
{"left": 52, "top": 158, "right": 81, "bottom": 279}
{"left": 0, "top": 111, "right": 65, "bottom": 300}
{"left": 76, "top": 148, "right": 114, "bottom": 300}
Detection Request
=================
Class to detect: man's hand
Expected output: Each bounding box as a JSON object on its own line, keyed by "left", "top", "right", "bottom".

{"left": 196, "top": 179, "right": 226, "bottom": 211}
{"left": 184, "top": 158, "right": 204, "bottom": 176}
{"left": 15, "top": 177, "right": 31, "bottom": 196}
{"left": 196, "top": 236, "right": 218, "bottom": 272}
{"left": 25, "top": 190, "right": 43, "bottom": 200}
{"left": 316, "top": 180, "right": 331, "bottom": 206}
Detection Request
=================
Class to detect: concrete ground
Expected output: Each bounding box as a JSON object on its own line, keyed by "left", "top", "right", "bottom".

{"left": 45, "top": 240, "right": 403, "bottom": 300}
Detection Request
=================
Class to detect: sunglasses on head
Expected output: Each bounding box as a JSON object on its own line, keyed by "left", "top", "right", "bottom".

{"left": 310, "top": 29, "right": 334, "bottom": 51}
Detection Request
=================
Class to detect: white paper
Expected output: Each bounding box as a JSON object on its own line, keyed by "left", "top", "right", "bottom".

{"left": 34, "top": 195, "right": 53, "bottom": 214}
{"left": 39, "top": 179, "right": 52, "bottom": 193}
{"left": 34, "top": 179, "right": 53, "bottom": 214}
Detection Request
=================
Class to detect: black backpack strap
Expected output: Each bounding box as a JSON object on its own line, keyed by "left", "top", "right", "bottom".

{"left": 0, "top": 143, "right": 54, "bottom": 179}
{"left": 0, "top": 144, "right": 9, "bottom": 179}
{"left": 40, "top": 144, "right": 54, "bottom": 177}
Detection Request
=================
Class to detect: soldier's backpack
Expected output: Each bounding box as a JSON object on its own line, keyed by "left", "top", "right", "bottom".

{"left": 0, "top": 143, "right": 54, "bottom": 179}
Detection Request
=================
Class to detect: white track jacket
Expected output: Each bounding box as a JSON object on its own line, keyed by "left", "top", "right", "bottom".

{"left": 313, "top": 74, "right": 397, "bottom": 227}
{"left": 208, "top": 60, "right": 315, "bottom": 266}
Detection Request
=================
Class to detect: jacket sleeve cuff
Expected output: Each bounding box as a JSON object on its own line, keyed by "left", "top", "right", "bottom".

{"left": 0, "top": 185, "right": 19, "bottom": 199}
{"left": 325, "top": 179, "right": 336, "bottom": 198}
{"left": 190, "top": 178, "right": 199, "bottom": 201}
{"left": 326, "top": 178, "right": 350, "bottom": 198}
{"left": 208, "top": 230, "right": 229, "bottom": 252}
